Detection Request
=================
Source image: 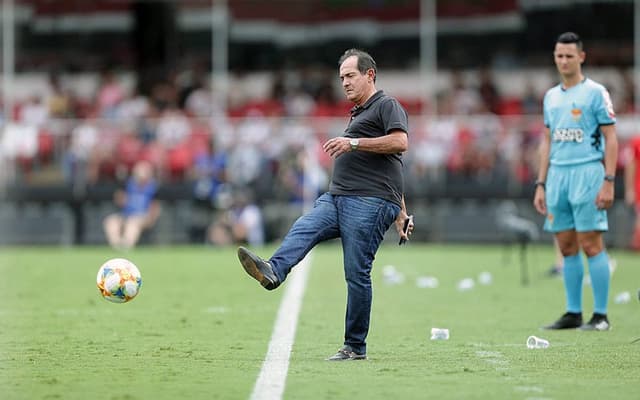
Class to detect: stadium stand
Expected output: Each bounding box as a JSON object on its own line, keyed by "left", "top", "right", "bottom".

{"left": 1, "top": 0, "right": 638, "bottom": 246}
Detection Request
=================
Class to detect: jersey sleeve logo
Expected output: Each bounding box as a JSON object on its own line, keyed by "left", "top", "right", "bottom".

{"left": 601, "top": 88, "right": 615, "bottom": 119}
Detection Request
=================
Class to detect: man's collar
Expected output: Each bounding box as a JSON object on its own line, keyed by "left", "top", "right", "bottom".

{"left": 350, "top": 90, "right": 384, "bottom": 114}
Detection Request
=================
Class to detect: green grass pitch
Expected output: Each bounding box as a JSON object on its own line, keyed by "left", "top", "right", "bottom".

{"left": 1, "top": 244, "right": 638, "bottom": 400}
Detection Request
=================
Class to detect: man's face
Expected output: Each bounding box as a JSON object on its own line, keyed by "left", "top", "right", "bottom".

{"left": 553, "top": 42, "right": 585, "bottom": 78}
{"left": 339, "top": 56, "right": 373, "bottom": 105}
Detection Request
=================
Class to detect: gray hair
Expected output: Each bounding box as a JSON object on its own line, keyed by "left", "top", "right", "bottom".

{"left": 338, "top": 48, "right": 377, "bottom": 82}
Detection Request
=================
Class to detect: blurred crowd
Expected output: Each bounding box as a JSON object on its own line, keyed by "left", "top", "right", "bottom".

{"left": 1, "top": 65, "right": 638, "bottom": 205}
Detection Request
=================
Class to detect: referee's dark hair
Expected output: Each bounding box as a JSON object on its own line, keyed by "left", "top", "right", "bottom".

{"left": 338, "top": 49, "right": 377, "bottom": 82}
{"left": 557, "top": 32, "right": 583, "bottom": 51}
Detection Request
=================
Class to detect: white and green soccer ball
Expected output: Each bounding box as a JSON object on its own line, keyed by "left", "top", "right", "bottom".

{"left": 96, "top": 258, "right": 142, "bottom": 303}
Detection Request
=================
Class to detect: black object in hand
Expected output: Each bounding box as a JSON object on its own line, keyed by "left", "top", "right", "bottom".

{"left": 399, "top": 217, "right": 411, "bottom": 246}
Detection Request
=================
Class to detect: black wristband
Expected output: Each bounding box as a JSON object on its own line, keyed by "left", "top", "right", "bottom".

{"left": 604, "top": 175, "right": 615, "bottom": 182}
{"left": 534, "top": 181, "right": 546, "bottom": 189}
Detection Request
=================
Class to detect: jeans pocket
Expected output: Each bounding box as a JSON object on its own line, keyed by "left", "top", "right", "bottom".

{"left": 384, "top": 202, "right": 401, "bottom": 229}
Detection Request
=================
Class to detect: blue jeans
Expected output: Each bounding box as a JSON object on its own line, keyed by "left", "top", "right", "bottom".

{"left": 269, "top": 192, "right": 400, "bottom": 354}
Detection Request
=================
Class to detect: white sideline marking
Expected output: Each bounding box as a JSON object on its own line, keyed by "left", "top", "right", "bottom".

{"left": 249, "top": 254, "right": 312, "bottom": 400}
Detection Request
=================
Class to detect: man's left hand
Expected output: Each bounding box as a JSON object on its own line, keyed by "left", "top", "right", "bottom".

{"left": 596, "top": 182, "right": 615, "bottom": 209}
{"left": 396, "top": 213, "right": 414, "bottom": 242}
{"left": 323, "top": 137, "right": 351, "bottom": 158}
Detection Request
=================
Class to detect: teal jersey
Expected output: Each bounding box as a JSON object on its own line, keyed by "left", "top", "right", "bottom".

{"left": 543, "top": 77, "right": 616, "bottom": 166}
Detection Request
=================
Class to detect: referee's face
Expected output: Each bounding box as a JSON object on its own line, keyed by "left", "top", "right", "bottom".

{"left": 339, "top": 56, "right": 374, "bottom": 106}
{"left": 554, "top": 43, "right": 584, "bottom": 79}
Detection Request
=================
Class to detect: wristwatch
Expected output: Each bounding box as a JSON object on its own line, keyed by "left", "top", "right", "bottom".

{"left": 604, "top": 175, "right": 615, "bottom": 182}
{"left": 349, "top": 138, "right": 359, "bottom": 151}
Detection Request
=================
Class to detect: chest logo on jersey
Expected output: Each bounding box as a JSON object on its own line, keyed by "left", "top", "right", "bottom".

{"left": 553, "top": 128, "right": 584, "bottom": 143}
{"left": 571, "top": 107, "right": 582, "bottom": 121}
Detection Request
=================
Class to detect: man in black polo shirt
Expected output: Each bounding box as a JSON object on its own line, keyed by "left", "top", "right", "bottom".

{"left": 237, "top": 48, "right": 413, "bottom": 361}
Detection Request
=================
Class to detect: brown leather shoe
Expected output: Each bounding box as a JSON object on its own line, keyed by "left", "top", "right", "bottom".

{"left": 237, "top": 247, "right": 280, "bottom": 290}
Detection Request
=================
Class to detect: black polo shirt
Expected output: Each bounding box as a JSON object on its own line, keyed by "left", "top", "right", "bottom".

{"left": 329, "top": 90, "right": 408, "bottom": 206}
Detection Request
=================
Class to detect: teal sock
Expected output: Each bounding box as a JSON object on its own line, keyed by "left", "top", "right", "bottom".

{"left": 562, "top": 253, "right": 584, "bottom": 313}
{"left": 588, "top": 251, "right": 610, "bottom": 315}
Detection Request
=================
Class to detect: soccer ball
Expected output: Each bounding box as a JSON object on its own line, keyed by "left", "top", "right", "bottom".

{"left": 96, "top": 258, "right": 142, "bottom": 303}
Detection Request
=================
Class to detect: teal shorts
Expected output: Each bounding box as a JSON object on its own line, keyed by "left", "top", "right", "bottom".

{"left": 543, "top": 162, "right": 608, "bottom": 233}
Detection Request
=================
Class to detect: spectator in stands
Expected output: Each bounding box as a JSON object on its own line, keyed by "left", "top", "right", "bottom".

{"left": 274, "top": 145, "right": 328, "bottom": 206}
{"left": 48, "top": 73, "right": 76, "bottom": 118}
{"left": 181, "top": 65, "right": 224, "bottom": 118}
{"left": 96, "top": 69, "right": 126, "bottom": 119}
{"left": 184, "top": 79, "right": 216, "bottom": 118}
{"left": 155, "top": 106, "right": 193, "bottom": 180}
{"left": 18, "top": 95, "right": 49, "bottom": 128}
{"left": 81, "top": 110, "right": 124, "bottom": 183}
{"left": 103, "top": 160, "right": 161, "bottom": 249}
{"left": 283, "top": 88, "right": 315, "bottom": 117}
{"left": 619, "top": 70, "right": 636, "bottom": 114}
{"left": 63, "top": 118, "right": 99, "bottom": 184}
{"left": 192, "top": 137, "right": 228, "bottom": 207}
{"left": 225, "top": 110, "right": 269, "bottom": 187}
{"left": 311, "top": 69, "right": 339, "bottom": 115}
{"left": 150, "top": 73, "right": 179, "bottom": 112}
{"left": 450, "top": 70, "right": 482, "bottom": 114}
{"left": 0, "top": 123, "right": 39, "bottom": 172}
{"left": 208, "top": 188, "right": 264, "bottom": 246}
{"left": 116, "top": 85, "right": 150, "bottom": 121}
{"left": 624, "top": 134, "right": 640, "bottom": 250}
{"left": 478, "top": 67, "right": 500, "bottom": 114}
{"left": 155, "top": 106, "right": 191, "bottom": 149}
{"left": 409, "top": 125, "right": 449, "bottom": 191}
{"left": 270, "top": 70, "right": 287, "bottom": 104}
{"left": 521, "top": 83, "right": 542, "bottom": 115}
